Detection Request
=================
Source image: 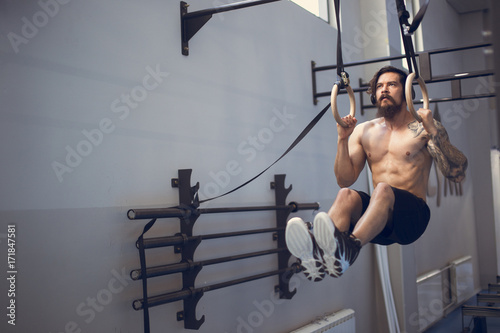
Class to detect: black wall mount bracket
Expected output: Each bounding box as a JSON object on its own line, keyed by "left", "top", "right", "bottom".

{"left": 180, "top": 0, "right": 281, "bottom": 56}
{"left": 129, "top": 169, "right": 318, "bottom": 330}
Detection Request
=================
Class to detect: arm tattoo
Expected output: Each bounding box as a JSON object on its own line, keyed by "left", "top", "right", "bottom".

{"left": 408, "top": 120, "right": 425, "bottom": 138}
{"left": 426, "top": 120, "right": 468, "bottom": 182}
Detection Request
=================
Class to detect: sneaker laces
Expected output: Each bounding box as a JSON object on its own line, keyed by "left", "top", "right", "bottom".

{"left": 333, "top": 231, "right": 361, "bottom": 275}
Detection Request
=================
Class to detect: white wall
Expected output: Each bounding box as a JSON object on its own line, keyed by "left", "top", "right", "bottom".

{"left": 414, "top": 0, "right": 495, "bottom": 290}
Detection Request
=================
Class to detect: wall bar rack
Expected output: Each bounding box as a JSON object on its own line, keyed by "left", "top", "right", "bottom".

{"left": 129, "top": 169, "right": 319, "bottom": 331}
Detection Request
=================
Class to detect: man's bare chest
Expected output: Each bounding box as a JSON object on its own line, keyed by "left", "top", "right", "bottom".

{"left": 362, "top": 127, "right": 430, "bottom": 164}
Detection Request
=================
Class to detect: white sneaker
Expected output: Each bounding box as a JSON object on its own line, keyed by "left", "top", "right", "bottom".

{"left": 313, "top": 212, "right": 361, "bottom": 278}
{"left": 285, "top": 217, "right": 325, "bottom": 282}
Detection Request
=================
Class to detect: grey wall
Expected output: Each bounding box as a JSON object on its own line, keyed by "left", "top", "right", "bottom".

{"left": 0, "top": 1, "right": 379, "bottom": 332}
{"left": 0, "top": 0, "right": 495, "bottom": 332}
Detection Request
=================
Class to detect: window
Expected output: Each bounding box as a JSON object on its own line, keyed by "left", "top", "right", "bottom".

{"left": 291, "top": 0, "right": 329, "bottom": 22}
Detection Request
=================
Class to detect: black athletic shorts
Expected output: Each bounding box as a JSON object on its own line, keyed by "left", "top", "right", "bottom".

{"left": 352, "top": 187, "right": 431, "bottom": 246}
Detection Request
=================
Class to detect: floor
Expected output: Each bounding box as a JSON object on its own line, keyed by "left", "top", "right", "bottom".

{"left": 424, "top": 293, "right": 500, "bottom": 333}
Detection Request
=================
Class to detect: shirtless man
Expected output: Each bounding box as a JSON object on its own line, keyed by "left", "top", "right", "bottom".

{"left": 285, "top": 66, "right": 468, "bottom": 281}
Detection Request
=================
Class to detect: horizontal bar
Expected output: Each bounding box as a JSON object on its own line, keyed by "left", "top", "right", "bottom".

{"left": 359, "top": 93, "right": 496, "bottom": 110}
{"left": 184, "top": 0, "right": 281, "bottom": 20}
{"left": 314, "top": 54, "right": 406, "bottom": 72}
{"left": 319, "top": 89, "right": 494, "bottom": 112}
{"left": 425, "top": 42, "right": 492, "bottom": 56}
{"left": 429, "top": 70, "right": 494, "bottom": 83}
{"left": 462, "top": 305, "right": 500, "bottom": 317}
{"left": 450, "top": 255, "right": 472, "bottom": 266}
{"left": 477, "top": 293, "right": 500, "bottom": 304}
{"left": 199, "top": 201, "right": 319, "bottom": 214}
{"left": 139, "top": 226, "right": 283, "bottom": 249}
{"left": 417, "top": 269, "right": 442, "bottom": 284}
{"left": 489, "top": 283, "right": 500, "bottom": 292}
{"left": 131, "top": 247, "right": 288, "bottom": 280}
{"left": 127, "top": 208, "right": 185, "bottom": 220}
{"left": 199, "top": 204, "right": 290, "bottom": 214}
{"left": 417, "top": 265, "right": 453, "bottom": 284}
{"left": 312, "top": 43, "right": 492, "bottom": 73}
{"left": 132, "top": 266, "right": 294, "bottom": 310}
{"left": 128, "top": 201, "right": 319, "bottom": 220}
{"left": 315, "top": 70, "right": 494, "bottom": 99}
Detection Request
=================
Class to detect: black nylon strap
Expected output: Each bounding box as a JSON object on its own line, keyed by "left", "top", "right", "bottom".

{"left": 334, "top": 0, "right": 343, "bottom": 78}
{"left": 137, "top": 218, "right": 157, "bottom": 333}
{"left": 396, "top": 0, "right": 430, "bottom": 77}
{"left": 199, "top": 102, "right": 331, "bottom": 204}
{"left": 408, "top": 0, "right": 430, "bottom": 34}
{"left": 199, "top": 2, "right": 345, "bottom": 204}
{"left": 135, "top": 104, "right": 331, "bottom": 330}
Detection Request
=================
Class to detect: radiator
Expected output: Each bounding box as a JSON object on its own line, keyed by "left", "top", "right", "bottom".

{"left": 417, "top": 269, "right": 445, "bottom": 332}
{"left": 450, "top": 256, "right": 474, "bottom": 304}
{"left": 416, "top": 255, "right": 475, "bottom": 332}
{"left": 289, "top": 309, "right": 355, "bottom": 333}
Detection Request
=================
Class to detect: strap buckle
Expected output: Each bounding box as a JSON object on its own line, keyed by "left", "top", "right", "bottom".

{"left": 339, "top": 71, "right": 350, "bottom": 88}
{"left": 402, "top": 23, "right": 412, "bottom": 36}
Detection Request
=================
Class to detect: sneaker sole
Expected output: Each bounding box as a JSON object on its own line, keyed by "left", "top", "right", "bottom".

{"left": 285, "top": 218, "right": 324, "bottom": 282}
{"left": 313, "top": 212, "right": 342, "bottom": 277}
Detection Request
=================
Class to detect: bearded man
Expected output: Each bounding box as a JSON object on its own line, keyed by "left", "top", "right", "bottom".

{"left": 285, "top": 66, "right": 468, "bottom": 281}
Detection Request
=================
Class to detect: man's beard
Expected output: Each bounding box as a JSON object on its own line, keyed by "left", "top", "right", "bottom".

{"left": 376, "top": 96, "right": 402, "bottom": 119}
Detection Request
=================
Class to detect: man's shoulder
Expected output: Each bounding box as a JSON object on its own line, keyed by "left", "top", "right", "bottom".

{"left": 360, "top": 117, "right": 384, "bottom": 125}
{"left": 356, "top": 117, "right": 383, "bottom": 131}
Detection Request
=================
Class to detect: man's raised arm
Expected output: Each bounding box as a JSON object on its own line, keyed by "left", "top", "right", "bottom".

{"left": 425, "top": 119, "right": 468, "bottom": 183}
{"left": 334, "top": 116, "right": 367, "bottom": 188}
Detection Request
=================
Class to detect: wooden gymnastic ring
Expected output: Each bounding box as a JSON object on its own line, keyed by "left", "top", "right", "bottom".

{"left": 405, "top": 72, "right": 429, "bottom": 123}
{"left": 331, "top": 83, "right": 356, "bottom": 128}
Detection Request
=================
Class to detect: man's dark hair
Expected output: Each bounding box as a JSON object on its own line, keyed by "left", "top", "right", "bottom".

{"left": 367, "top": 66, "right": 408, "bottom": 100}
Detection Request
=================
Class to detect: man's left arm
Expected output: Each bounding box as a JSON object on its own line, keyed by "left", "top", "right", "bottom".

{"left": 418, "top": 109, "right": 468, "bottom": 183}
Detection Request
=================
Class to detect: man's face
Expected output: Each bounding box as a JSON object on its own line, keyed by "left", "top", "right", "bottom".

{"left": 375, "top": 72, "right": 405, "bottom": 119}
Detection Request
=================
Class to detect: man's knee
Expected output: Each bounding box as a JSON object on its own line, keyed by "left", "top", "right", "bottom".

{"left": 334, "top": 188, "right": 363, "bottom": 210}
{"left": 372, "top": 183, "right": 395, "bottom": 204}
{"left": 336, "top": 188, "right": 358, "bottom": 202}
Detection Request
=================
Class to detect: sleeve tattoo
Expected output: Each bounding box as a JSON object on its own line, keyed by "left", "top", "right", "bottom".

{"left": 426, "top": 120, "right": 468, "bottom": 183}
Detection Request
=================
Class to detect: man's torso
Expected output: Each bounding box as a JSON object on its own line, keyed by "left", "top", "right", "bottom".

{"left": 358, "top": 118, "right": 433, "bottom": 200}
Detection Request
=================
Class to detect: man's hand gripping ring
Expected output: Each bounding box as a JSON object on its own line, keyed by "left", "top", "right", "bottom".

{"left": 331, "top": 73, "right": 356, "bottom": 128}
{"left": 405, "top": 72, "right": 429, "bottom": 123}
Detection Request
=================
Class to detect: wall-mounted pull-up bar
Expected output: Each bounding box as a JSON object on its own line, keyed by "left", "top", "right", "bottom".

{"left": 180, "top": 0, "right": 281, "bottom": 55}
{"left": 128, "top": 201, "right": 317, "bottom": 220}
{"left": 311, "top": 43, "right": 495, "bottom": 114}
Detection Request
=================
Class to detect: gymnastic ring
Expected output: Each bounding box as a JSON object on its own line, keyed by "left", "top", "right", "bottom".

{"left": 331, "top": 83, "right": 356, "bottom": 128}
{"left": 405, "top": 72, "right": 429, "bottom": 123}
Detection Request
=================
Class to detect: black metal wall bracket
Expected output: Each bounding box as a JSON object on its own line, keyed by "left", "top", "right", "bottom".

{"left": 272, "top": 175, "right": 297, "bottom": 299}
{"left": 180, "top": 0, "right": 281, "bottom": 56}
{"left": 173, "top": 169, "right": 205, "bottom": 329}
{"left": 129, "top": 169, "right": 320, "bottom": 331}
